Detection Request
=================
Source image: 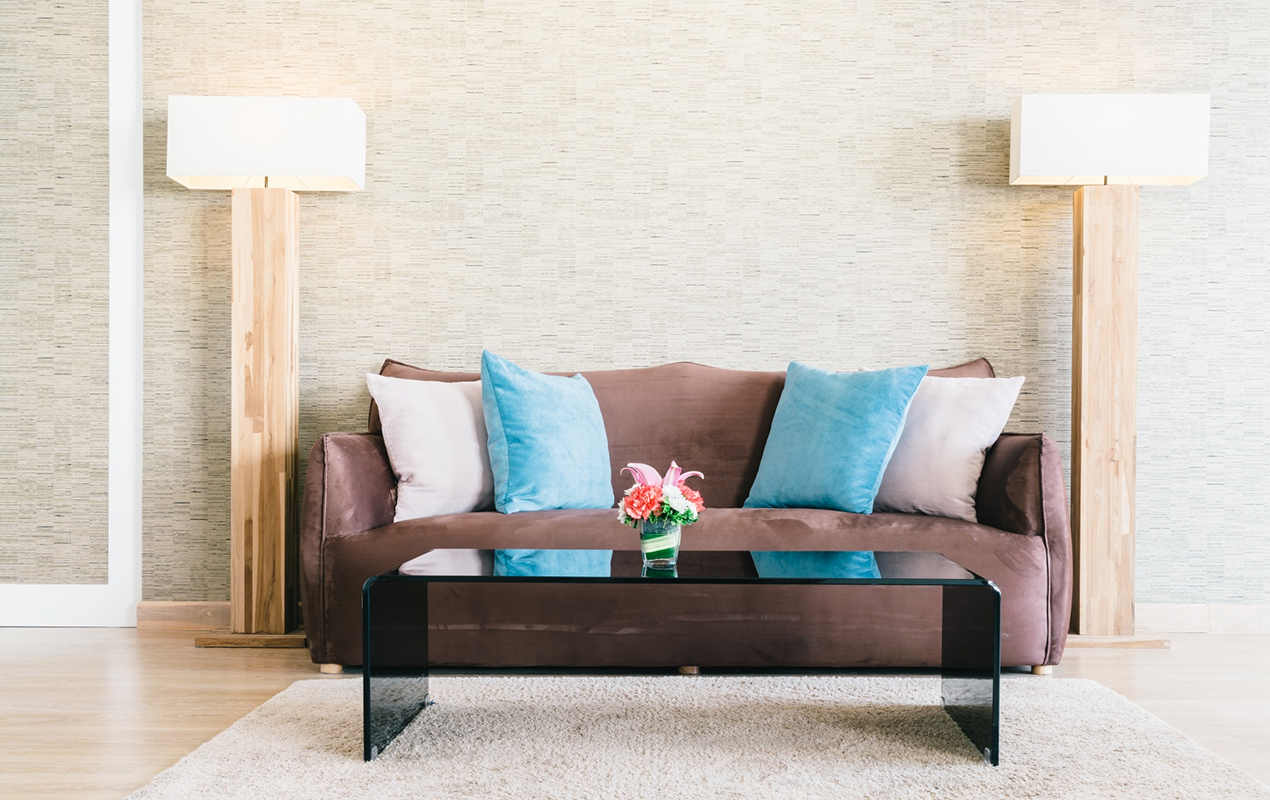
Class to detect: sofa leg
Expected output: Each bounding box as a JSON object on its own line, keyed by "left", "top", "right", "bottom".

{"left": 1031, "top": 665, "right": 1053, "bottom": 675}
{"left": 319, "top": 663, "right": 344, "bottom": 674}
{"left": 678, "top": 666, "right": 700, "bottom": 675}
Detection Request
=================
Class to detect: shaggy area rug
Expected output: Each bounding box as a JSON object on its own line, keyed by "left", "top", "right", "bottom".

{"left": 126, "top": 675, "right": 1269, "bottom": 799}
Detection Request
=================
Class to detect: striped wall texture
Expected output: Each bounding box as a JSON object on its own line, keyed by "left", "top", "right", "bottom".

{"left": 0, "top": 1, "right": 109, "bottom": 584}
{"left": 142, "top": 0, "right": 1270, "bottom": 603}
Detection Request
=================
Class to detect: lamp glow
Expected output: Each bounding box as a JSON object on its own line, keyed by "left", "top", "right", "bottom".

{"left": 1009, "top": 94, "right": 1210, "bottom": 186}
{"left": 166, "top": 95, "right": 366, "bottom": 191}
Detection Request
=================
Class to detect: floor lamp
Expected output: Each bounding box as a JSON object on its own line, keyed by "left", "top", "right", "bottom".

{"left": 1009, "top": 94, "right": 1210, "bottom": 636}
{"left": 167, "top": 96, "right": 366, "bottom": 636}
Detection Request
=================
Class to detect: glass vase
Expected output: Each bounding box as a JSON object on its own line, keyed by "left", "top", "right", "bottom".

{"left": 639, "top": 518, "right": 682, "bottom": 569}
{"left": 641, "top": 564, "right": 678, "bottom": 578}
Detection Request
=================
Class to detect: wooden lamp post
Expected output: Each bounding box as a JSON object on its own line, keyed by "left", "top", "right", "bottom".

{"left": 167, "top": 96, "right": 366, "bottom": 636}
{"left": 1009, "top": 94, "right": 1209, "bottom": 637}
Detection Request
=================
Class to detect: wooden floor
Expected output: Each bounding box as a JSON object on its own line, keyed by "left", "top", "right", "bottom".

{"left": 0, "top": 629, "right": 1267, "bottom": 798}
{"left": 0, "top": 628, "right": 331, "bottom": 799}
{"left": 1056, "top": 632, "right": 1270, "bottom": 783}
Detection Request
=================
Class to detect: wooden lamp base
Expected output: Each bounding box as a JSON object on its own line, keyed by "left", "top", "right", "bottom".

{"left": 194, "top": 632, "right": 307, "bottom": 648}
{"left": 230, "top": 187, "right": 299, "bottom": 636}
{"left": 1071, "top": 185, "right": 1139, "bottom": 637}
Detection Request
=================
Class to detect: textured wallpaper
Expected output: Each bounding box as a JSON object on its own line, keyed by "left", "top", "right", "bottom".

{"left": 0, "top": 1, "right": 109, "bottom": 584}
{"left": 143, "top": 0, "right": 1269, "bottom": 603}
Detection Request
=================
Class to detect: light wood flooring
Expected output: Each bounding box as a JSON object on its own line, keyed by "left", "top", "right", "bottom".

{"left": 0, "top": 629, "right": 1267, "bottom": 798}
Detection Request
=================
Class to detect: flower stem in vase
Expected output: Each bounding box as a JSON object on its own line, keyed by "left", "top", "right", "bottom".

{"left": 639, "top": 518, "right": 682, "bottom": 569}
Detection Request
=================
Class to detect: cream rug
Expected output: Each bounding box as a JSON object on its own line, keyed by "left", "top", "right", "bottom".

{"left": 126, "top": 675, "right": 1269, "bottom": 800}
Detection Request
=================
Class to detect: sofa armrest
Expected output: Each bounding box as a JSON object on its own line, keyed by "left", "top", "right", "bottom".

{"left": 978, "top": 433, "right": 1049, "bottom": 537}
{"left": 300, "top": 432, "right": 396, "bottom": 662}
{"left": 977, "top": 432, "right": 1072, "bottom": 665}
{"left": 301, "top": 433, "right": 396, "bottom": 539}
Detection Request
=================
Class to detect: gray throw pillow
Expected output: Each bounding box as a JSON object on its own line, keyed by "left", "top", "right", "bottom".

{"left": 874, "top": 376, "right": 1024, "bottom": 523}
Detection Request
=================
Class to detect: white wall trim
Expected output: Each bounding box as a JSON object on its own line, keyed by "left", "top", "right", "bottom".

{"left": 0, "top": 0, "right": 143, "bottom": 627}
{"left": 1137, "top": 603, "right": 1270, "bottom": 634}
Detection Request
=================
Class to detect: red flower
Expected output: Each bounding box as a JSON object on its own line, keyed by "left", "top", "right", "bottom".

{"left": 622, "top": 484, "right": 664, "bottom": 521}
{"left": 678, "top": 482, "right": 705, "bottom": 513}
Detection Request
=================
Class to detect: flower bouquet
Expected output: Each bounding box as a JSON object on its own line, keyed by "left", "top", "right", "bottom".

{"left": 618, "top": 461, "right": 705, "bottom": 569}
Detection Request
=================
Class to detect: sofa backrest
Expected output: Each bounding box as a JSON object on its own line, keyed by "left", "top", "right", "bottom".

{"left": 371, "top": 358, "right": 995, "bottom": 509}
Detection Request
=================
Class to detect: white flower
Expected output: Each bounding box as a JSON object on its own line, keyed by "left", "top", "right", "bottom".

{"left": 662, "top": 485, "right": 692, "bottom": 514}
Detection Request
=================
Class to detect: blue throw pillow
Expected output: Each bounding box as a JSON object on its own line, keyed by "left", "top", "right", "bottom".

{"left": 743, "top": 362, "right": 928, "bottom": 514}
{"left": 495, "top": 549, "right": 613, "bottom": 578}
{"left": 750, "top": 550, "right": 881, "bottom": 580}
{"left": 744, "top": 362, "right": 925, "bottom": 580}
{"left": 481, "top": 351, "right": 613, "bottom": 576}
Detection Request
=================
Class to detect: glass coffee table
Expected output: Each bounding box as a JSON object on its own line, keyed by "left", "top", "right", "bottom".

{"left": 362, "top": 550, "right": 1001, "bottom": 764}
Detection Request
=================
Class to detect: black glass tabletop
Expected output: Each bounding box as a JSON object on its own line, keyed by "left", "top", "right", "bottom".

{"left": 363, "top": 549, "right": 1002, "bottom": 766}
{"left": 389, "top": 549, "right": 988, "bottom": 584}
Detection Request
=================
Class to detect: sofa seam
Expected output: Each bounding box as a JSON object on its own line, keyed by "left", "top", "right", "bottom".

{"left": 318, "top": 433, "right": 330, "bottom": 664}
{"left": 1040, "top": 435, "right": 1053, "bottom": 665}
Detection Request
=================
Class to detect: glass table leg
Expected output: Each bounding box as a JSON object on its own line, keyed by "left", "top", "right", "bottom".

{"left": 363, "top": 577, "right": 433, "bottom": 761}
{"left": 940, "top": 581, "right": 1001, "bottom": 765}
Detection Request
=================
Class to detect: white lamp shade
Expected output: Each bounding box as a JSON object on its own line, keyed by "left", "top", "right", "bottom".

{"left": 166, "top": 95, "right": 366, "bottom": 191}
{"left": 1009, "top": 94, "right": 1209, "bottom": 186}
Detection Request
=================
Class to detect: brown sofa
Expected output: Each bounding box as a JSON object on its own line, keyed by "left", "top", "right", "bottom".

{"left": 300, "top": 358, "right": 1071, "bottom": 670}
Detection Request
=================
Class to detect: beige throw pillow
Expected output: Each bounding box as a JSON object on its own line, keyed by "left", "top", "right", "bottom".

{"left": 366, "top": 373, "right": 495, "bottom": 521}
{"left": 874, "top": 376, "right": 1024, "bottom": 523}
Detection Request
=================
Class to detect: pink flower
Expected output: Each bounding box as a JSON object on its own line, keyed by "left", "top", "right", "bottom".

{"left": 619, "top": 461, "right": 705, "bottom": 525}
{"left": 622, "top": 461, "right": 704, "bottom": 490}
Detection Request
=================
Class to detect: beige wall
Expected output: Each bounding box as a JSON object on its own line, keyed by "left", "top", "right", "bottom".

{"left": 142, "top": 0, "right": 1270, "bottom": 604}
{"left": 0, "top": 0, "right": 109, "bottom": 584}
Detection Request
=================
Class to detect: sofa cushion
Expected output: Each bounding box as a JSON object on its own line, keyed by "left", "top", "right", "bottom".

{"left": 370, "top": 357, "right": 996, "bottom": 510}
{"left": 368, "top": 356, "right": 996, "bottom": 434}
{"left": 367, "top": 506, "right": 1039, "bottom": 555}
{"left": 318, "top": 505, "right": 1051, "bottom": 667}
{"left": 750, "top": 550, "right": 881, "bottom": 579}
{"left": 480, "top": 351, "right": 614, "bottom": 514}
{"left": 495, "top": 548, "right": 612, "bottom": 577}
{"left": 400, "top": 548, "right": 493, "bottom": 576}
{"left": 480, "top": 351, "right": 613, "bottom": 577}
{"left": 744, "top": 363, "right": 928, "bottom": 514}
{"left": 875, "top": 375, "right": 1025, "bottom": 522}
{"left": 365, "top": 373, "right": 494, "bottom": 520}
